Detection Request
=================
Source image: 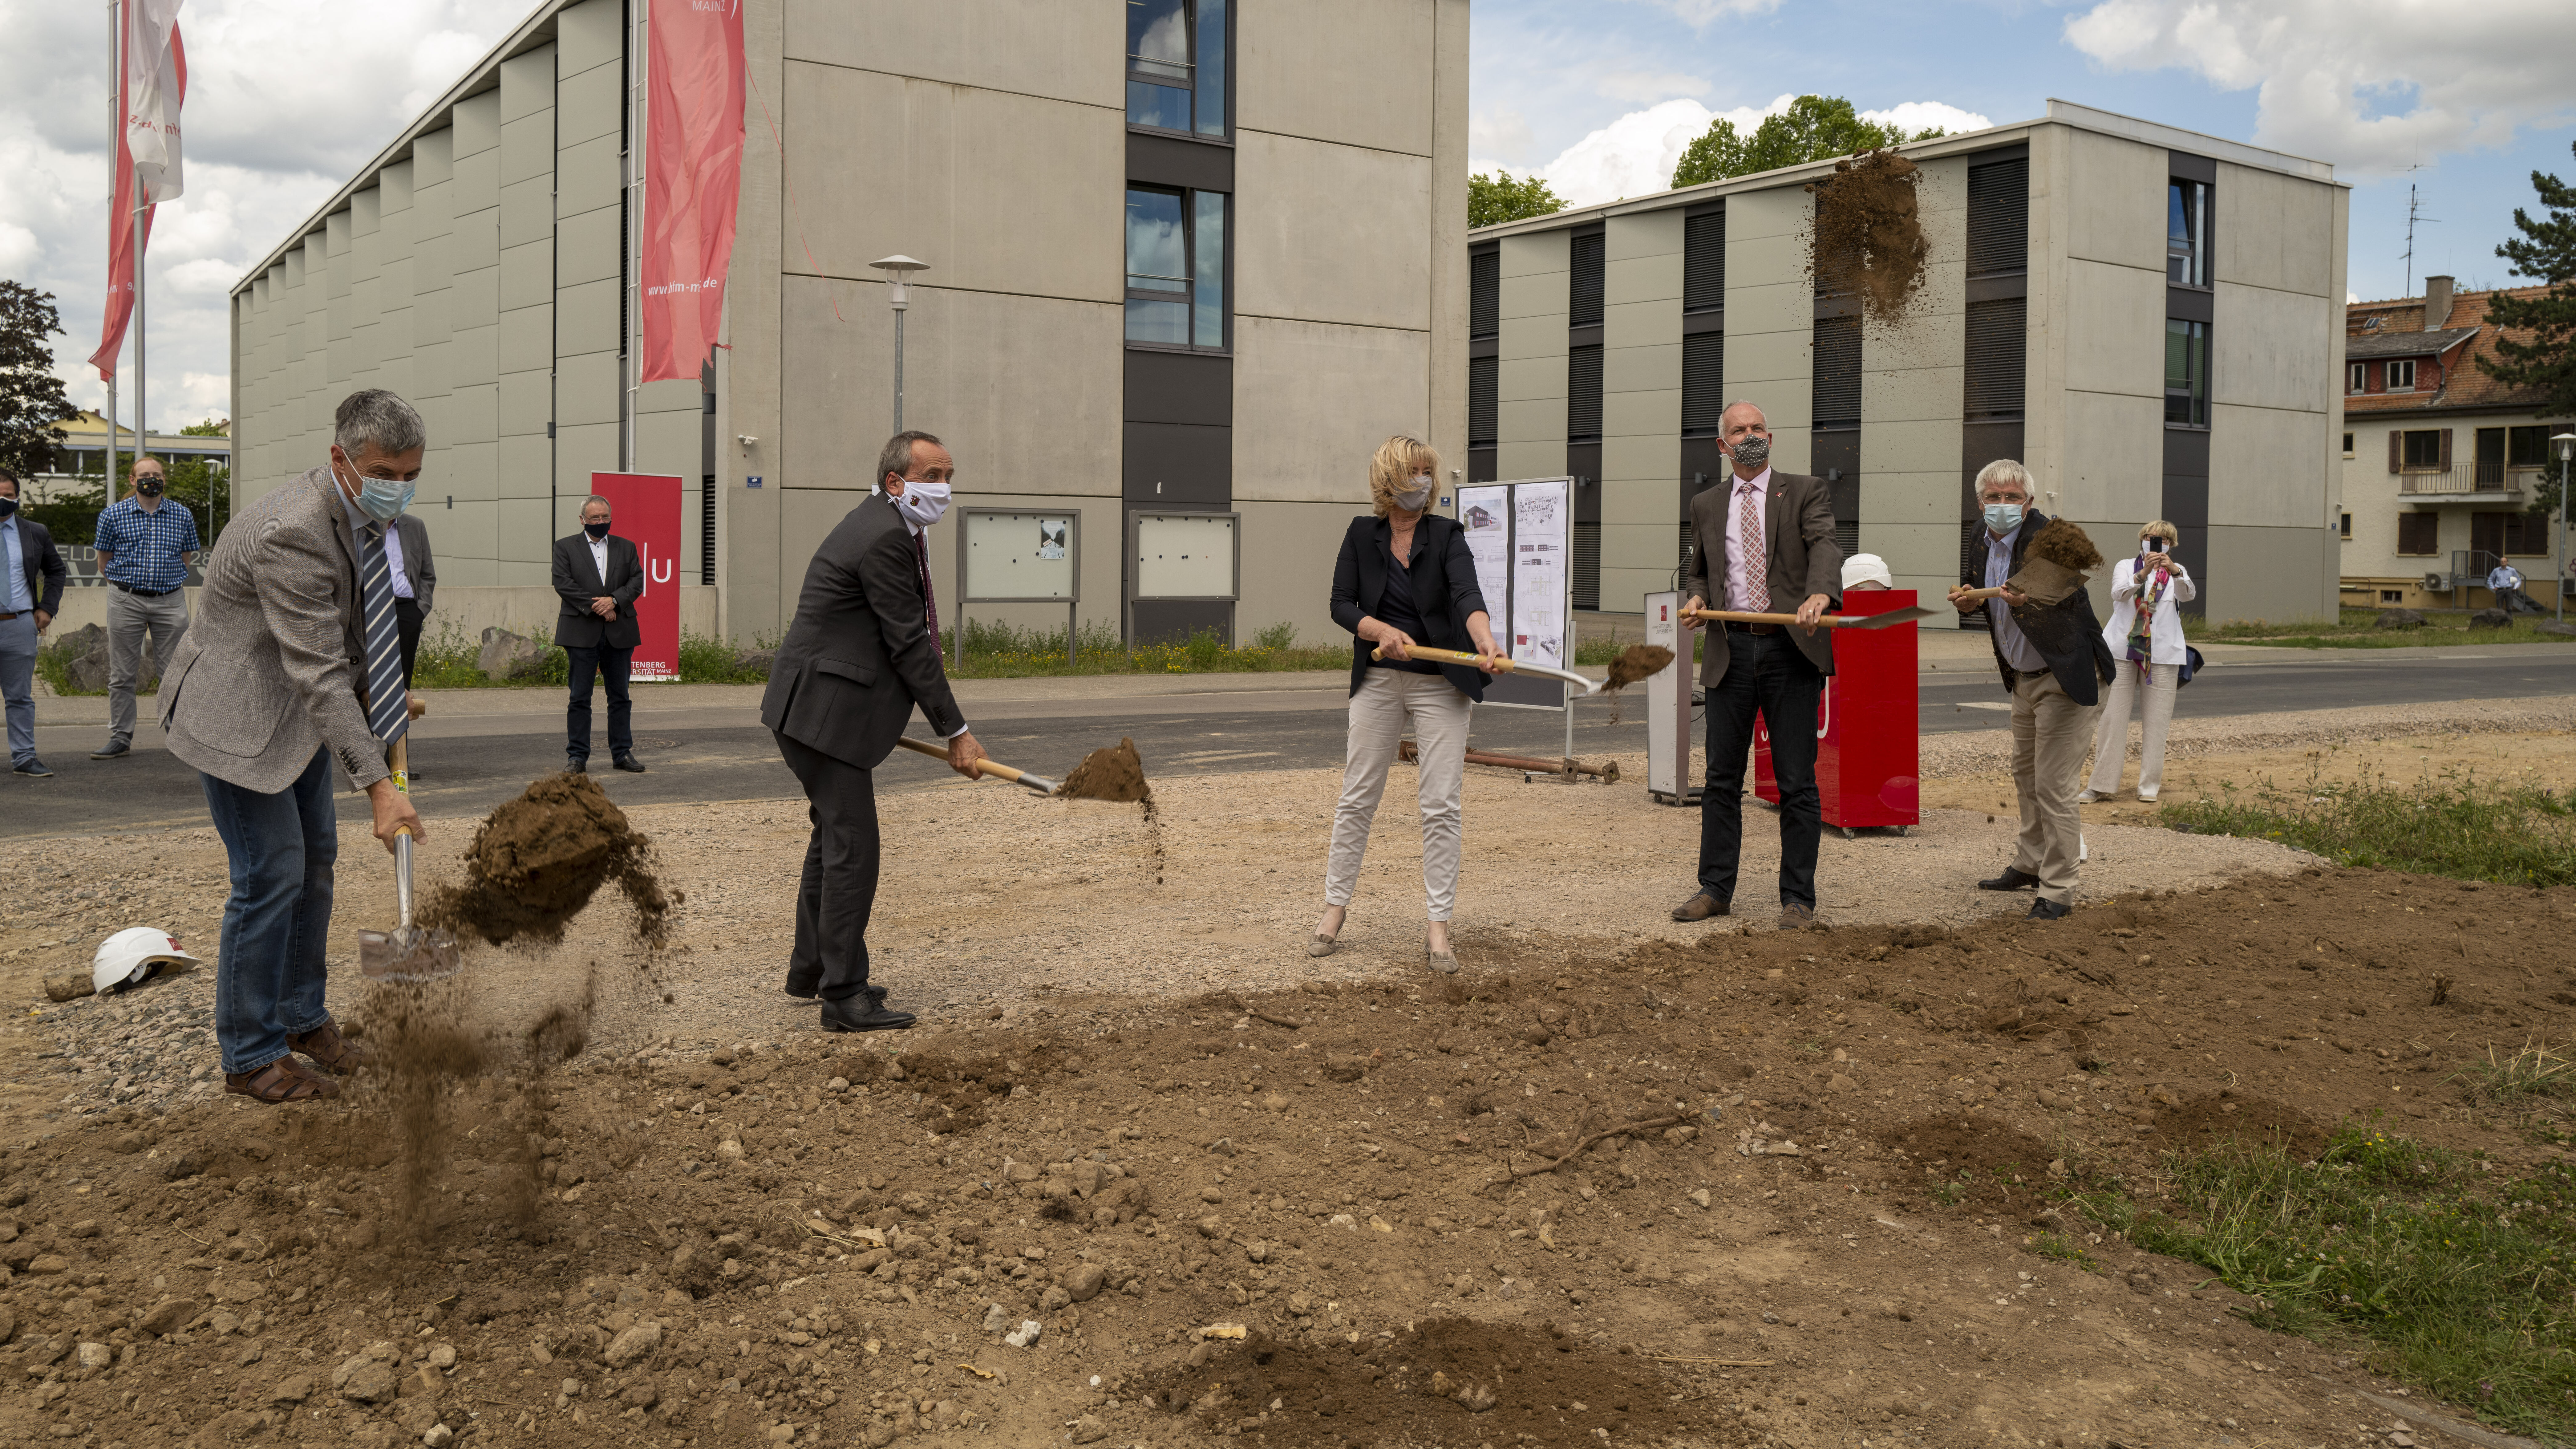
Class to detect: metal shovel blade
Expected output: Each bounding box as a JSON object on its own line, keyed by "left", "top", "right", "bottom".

{"left": 360, "top": 923, "right": 463, "bottom": 984}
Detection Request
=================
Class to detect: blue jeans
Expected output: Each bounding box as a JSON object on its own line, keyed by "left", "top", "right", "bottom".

{"left": 200, "top": 747, "right": 338, "bottom": 1075}
{"left": 0, "top": 613, "right": 35, "bottom": 765}
{"left": 565, "top": 644, "right": 634, "bottom": 764}
{"left": 1698, "top": 630, "right": 1825, "bottom": 910}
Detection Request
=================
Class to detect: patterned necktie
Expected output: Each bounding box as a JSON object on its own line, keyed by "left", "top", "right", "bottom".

{"left": 1736, "top": 481, "right": 1768, "bottom": 612}
{"left": 359, "top": 523, "right": 409, "bottom": 745}
{"left": 913, "top": 530, "right": 940, "bottom": 647}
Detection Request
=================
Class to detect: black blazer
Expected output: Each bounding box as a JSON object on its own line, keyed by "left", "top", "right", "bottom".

{"left": 760, "top": 493, "right": 966, "bottom": 769}
{"left": 392, "top": 512, "right": 437, "bottom": 614}
{"left": 5, "top": 517, "right": 66, "bottom": 616}
{"left": 1961, "top": 512, "right": 2116, "bottom": 706}
{"left": 1328, "top": 513, "right": 1492, "bottom": 703}
{"left": 551, "top": 532, "right": 644, "bottom": 650}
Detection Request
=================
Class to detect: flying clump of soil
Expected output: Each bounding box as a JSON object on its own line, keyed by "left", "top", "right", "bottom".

{"left": 1058, "top": 737, "right": 1164, "bottom": 885}
{"left": 420, "top": 771, "right": 678, "bottom": 948}
{"left": 1810, "top": 147, "right": 1930, "bottom": 324}
{"left": 1599, "top": 643, "right": 1675, "bottom": 724}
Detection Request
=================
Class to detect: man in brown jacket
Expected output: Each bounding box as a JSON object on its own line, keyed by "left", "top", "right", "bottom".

{"left": 1674, "top": 401, "right": 1843, "bottom": 929}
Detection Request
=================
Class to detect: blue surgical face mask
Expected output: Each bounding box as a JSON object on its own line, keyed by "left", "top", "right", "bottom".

{"left": 1983, "top": 501, "right": 2024, "bottom": 534}
{"left": 339, "top": 457, "right": 416, "bottom": 522}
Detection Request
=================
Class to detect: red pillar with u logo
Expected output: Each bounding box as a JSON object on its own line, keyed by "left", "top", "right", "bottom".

{"left": 587, "top": 472, "right": 685, "bottom": 681}
{"left": 1754, "top": 590, "right": 1921, "bottom": 832}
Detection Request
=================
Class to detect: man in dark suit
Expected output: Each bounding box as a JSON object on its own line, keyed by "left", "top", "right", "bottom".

{"left": 551, "top": 494, "right": 646, "bottom": 774}
{"left": 1675, "top": 401, "right": 1843, "bottom": 930}
{"left": 763, "top": 430, "right": 988, "bottom": 1032}
{"left": 1, "top": 470, "right": 70, "bottom": 779}
{"left": 1947, "top": 459, "right": 2115, "bottom": 921}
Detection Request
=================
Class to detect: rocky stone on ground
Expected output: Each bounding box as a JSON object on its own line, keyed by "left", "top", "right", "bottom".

{"left": 2468, "top": 607, "right": 2511, "bottom": 629}
{"left": 2373, "top": 608, "right": 2427, "bottom": 629}
{"left": 475, "top": 626, "right": 550, "bottom": 682}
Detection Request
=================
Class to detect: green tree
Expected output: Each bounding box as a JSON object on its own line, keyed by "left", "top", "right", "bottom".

{"left": 2478, "top": 139, "right": 2576, "bottom": 522}
{"left": 1469, "top": 170, "right": 1567, "bottom": 229}
{"left": 0, "top": 281, "right": 73, "bottom": 481}
{"left": 1671, "top": 95, "right": 1945, "bottom": 190}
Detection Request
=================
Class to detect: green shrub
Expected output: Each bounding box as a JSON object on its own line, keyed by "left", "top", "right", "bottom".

{"left": 2160, "top": 761, "right": 2576, "bottom": 886}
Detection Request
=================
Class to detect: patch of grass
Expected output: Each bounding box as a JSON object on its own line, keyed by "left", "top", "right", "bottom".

{"left": 2457, "top": 1041, "right": 2576, "bottom": 1117}
{"left": 2187, "top": 605, "right": 2576, "bottom": 649}
{"left": 407, "top": 627, "right": 777, "bottom": 688}
{"left": 942, "top": 619, "right": 1352, "bottom": 679}
{"left": 2026, "top": 1231, "right": 2099, "bottom": 1271}
{"left": 1930, "top": 1180, "right": 1966, "bottom": 1208}
{"left": 2159, "top": 760, "right": 2576, "bottom": 886}
{"left": 2070, "top": 1123, "right": 2576, "bottom": 1443}
{"left": 33, "top": 635, "right": 98, "bottom": 695}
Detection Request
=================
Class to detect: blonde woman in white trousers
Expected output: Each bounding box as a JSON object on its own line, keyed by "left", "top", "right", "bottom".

{"left": 2082, "top": 521, "right": 2195, "bottom": 803}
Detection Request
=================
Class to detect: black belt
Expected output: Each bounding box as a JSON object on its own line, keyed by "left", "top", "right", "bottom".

{"left": 1723, "top": 620, "right": 1780, "bottom": 635}
{"left": 111, "top": 582, "right": 178, "bottom": 597}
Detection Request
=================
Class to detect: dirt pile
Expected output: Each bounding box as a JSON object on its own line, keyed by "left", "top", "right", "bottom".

{"left": 1810, "top": 148, "right": 1929, "bottom": 324}
{"left": 1602, "top": 644, "right": 1672, "bottom": 692}
{"left": 420, "top": 772, "right": 675, "bottom": 947}
{"left": 1057, "top": 737, "right": 1163, "bottom": 884}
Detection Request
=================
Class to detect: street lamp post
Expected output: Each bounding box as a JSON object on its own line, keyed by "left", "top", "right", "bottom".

{"left": 2554, "top": 432, "right": 2576, "bottom": 624}
{"left": 869, "top": 255, "right": 929, "bottom": 435}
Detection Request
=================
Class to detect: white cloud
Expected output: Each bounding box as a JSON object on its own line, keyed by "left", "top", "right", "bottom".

{"left": 0, "top": 0, "right": 530, "bottom": 424}
{"left": 1470, "top": 107, "right": 1537, "bottom": 167}
{"left": 1498, "top": 95, "right": 1997, "bottom": 209}
{"left": 1591, "top": 69, "right": 1708, "bottom": 106}
{"left": 1622, "top": 0, "right": 1786, "bottom": 24}
{"left": 2062, "top": 0, "right": 2576, "bottom": 176}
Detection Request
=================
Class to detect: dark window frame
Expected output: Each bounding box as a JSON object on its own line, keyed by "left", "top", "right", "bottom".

{"left": 2400, "top": 429, "right": 2444, "bottom": 471}
{"left": 1124, "top": 184, "right": 1232, "bottom": 354}
{"left": 1126, "top": 0, "right": 1231, "bottom": 142}
{"left": 2396, "top": 512, "right": 2439, "bottom": 556}
{"left": 2347, "top": 362, "right": 2365, "bottom": 396}
{"left": 2164, "top": 318, "right": 2210, "bottom": 429}
{"left": 2385, "top": 358, "right": 2416, "bottom": 392}
{"left": 2168, "top": 178, "right": 2210, "bottom": 289}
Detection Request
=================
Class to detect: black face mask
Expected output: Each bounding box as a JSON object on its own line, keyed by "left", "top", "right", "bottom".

{"left": 136, "top": 479, "right": 165, "bottom": 498}
{"left": 585, "top": 521, "right": 611, "bottom": 540}
{"left": 0, "top": 497, "right": 16, "bottom": 519}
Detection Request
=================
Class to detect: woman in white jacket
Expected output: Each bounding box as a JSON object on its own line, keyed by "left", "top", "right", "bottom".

{"left": 2080, "top": 521, "right": 2195, "bottom": 803}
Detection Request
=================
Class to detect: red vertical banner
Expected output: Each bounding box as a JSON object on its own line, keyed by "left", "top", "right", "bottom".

{"left": 639, "top": 0, "right": 746, "bottom": 384}
{"left": 589, "top": 473, "right": 685, "bottom": 682}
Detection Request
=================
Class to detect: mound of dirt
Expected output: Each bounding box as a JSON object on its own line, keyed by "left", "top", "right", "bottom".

{"left": 1810, "top": 148, "right": 1929, "bottom": 323}
{"left": 420, "top": 772, "right": 675, "bottom": 947}
{"left": 1135, "top": 1317, "right": 1715, "bottom": 1447}
{"left": 1059, "top": 737, "right": 1152, "bottom": 804}
{"left": 1602, "top": 644, "right": 1674, "bottom": 692}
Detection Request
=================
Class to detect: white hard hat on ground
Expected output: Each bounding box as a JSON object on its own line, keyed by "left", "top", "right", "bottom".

{"left": 93, "top": 928, "right": 203, "bottom": 996}
{"left": 1841, "top": 553, "right": 1894, "bottom": 591}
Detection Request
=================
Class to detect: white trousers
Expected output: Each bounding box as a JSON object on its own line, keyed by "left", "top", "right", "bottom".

{"left": 2087, "top": 661, "right": 2179, "bottom": 798}
{"left": 1324, "top": 669, "right": 1473, "bottom": 921}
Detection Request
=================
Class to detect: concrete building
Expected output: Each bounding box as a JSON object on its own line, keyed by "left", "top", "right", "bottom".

{"left": 1464, "top": 99, "right": 2349, "bottom": 629}
{"left": 229, "top": 0, "right": 1468, "bottom": 650}
{"left": 2336, "top": 278, "right": 2570, "bottom": 612}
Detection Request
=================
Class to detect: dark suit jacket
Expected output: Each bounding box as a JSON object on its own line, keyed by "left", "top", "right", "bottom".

{"left": 1680, "top": 469, "right": 1842, "bottom": 684}
{"left": 551, "top": 532, "right": 644, "bottom": 650}
{"left": 760, "top": 493, "right": 965, "bottom": 770}
{"left": 392, "top": 512, "right": 437, "bottom": 614}
{"left": 1328, "top": 514, "right": 1493, "bottom": 702}
{"left": 1960, "top": 512, "right": 2117, "bottom": 706}
{"left": 5, "top": 517, "right": 66, "bottom": 616}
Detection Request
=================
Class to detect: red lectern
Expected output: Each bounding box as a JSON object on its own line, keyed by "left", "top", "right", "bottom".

{"left": 1754, "top": 589, "right": 1920, "bottom": 836}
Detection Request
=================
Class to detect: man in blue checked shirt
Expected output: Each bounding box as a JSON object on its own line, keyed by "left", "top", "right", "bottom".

{"left": 91, "top": 454, "right": 200, "bottom": 760}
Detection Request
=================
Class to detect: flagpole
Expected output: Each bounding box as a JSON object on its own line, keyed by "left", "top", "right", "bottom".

{"left": 105, "top": 0, "right": 121, "bottom": 509}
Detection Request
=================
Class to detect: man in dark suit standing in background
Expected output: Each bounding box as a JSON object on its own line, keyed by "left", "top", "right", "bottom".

{"left": 1674, "top": 400, "right": 1843, "bottom": 931}
{"left": 762, "top": 430, "right": 988, "bottom": 1033}
{"left": 1949, "top": 459, "right": 2114, "bottom": 921}
{"left": 551, "top": 494, "right": 646, "bottom": 774}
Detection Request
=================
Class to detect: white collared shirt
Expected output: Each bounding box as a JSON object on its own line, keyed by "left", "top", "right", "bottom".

{"left": 1724, "top": 467, "right": 1773, "bottom": 612}
{"left": 588, "top": 532, "right": 611, "bottom": 585}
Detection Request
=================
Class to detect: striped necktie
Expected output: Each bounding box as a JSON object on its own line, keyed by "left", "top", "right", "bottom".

{"left": 359, "top": 523, "right": 409, "bottom": 745}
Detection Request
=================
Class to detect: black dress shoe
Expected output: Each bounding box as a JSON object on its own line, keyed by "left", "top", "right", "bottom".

{"left": 1978, "top": 866, "right": 2040, "bottom": 891}
{"left": 90, "top": 740, "right": 131, "bottom": 761}
{"left": 613, "top": 754, "right": 646, "bottom": 773}
{"left": 567, "top": 760, "right": 587, "bottom": 774}
{"left": 2026, "top": 898, "right": 2072, "bottom": 922}
{"left": 821, "top": 997, "right": 916, "bottom": 1033}
{"left": 787, "top": 981, "right": 888, "bottom": 1006}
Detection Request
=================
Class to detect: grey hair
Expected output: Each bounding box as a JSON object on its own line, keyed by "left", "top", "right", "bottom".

{"left": 1717, "top": 400, "right": 1768, "bottom": 432}
{"left": 580, "top": 494, "right": 612, "bottom": 515}
{"left": 1974, "top": 458, "right": 2034, "bottom": 499}
{"left": 334, "top": 388, "right": 427, "bottom": 457}
{"left": 878, "top": 429, "right": 943, "bottom": 487}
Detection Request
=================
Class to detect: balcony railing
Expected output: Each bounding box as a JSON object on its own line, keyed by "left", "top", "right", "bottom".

{"left": 2400, "top": 467, "right": 2525, "bottom": 498}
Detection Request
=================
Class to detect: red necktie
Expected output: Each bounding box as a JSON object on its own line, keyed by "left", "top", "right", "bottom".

{"left": 913, "top": 529, "right": 940, "bottom": 645}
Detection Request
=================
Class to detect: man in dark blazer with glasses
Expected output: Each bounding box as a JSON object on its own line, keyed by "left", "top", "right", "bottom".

{"left": 551, "top": 494, "right": 646, "bottom": 774}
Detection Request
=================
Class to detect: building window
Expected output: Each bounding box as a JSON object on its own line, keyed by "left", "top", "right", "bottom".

{"left": 1127, "top": 0, "right": 1226, "bottom": 139}
{"left": 1966, "top": 157, "right": 2029, "bottom": 276}
{"left": 1567, "top": 344, "right": 1604, "bottom": 443}
{"left": 2167, "top": 179, "right": 2209, "bottom": 287}
{"left": 2380, "top": 589, "right": 2404, "bottom": 603}
{"left": 1964, "top": 297, "right": 2026, "bottom": 421}
{"left": 1681, "top": 332, "right": 1724, "bottom": 436}
{"left": 1469, "top": 249, "right": 1499, "bottom": 339}
{"left": 2339, "top": 512, "right": 2352, "bottom": 539}
{"left": 2343, "top": 432, "right": 2355, "bottom": 456}
{"left": 2475, "top": 509, "right": 2551, "bottom": 559}
{"left": 2396, "top": 512, "right": 2439, "bottom": 556}
{"left": 2385, "top": 358, "right": 2416, "bottom": 392}
{"left": 2347, "top": 362, "right": 2365, "bottom": 396}
{"left": 1124, "top": 187, "right": 1227, "bottom": 349}
{"left": 1683, "top": 208, "right": 1725, "bottom": 310}
{"left": 2508, "top": 425, "right": 2554, "bottom": 469}
{"left": 1569, "top": 232, "right": 1606, "bottom": 327}
{"left": 2400, "top": 429, "right": 2443, "bottom": 471}
{"left": 2164, "top": 319, "right": 2209, "bottom": 427}
{"left": 1813, "top": 315, "right": 1861, "bottom": 430}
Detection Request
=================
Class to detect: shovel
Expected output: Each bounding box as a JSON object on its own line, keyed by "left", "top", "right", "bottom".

{"left": 358, "top": 738, "right": 463, "bottom": 983}
{"left": 893, "top": 735, "right": 1060, "bottom": 795}
{"left": 1370, "top": 644, "right": 1604, "bottom": 697}
{"left": 1681, "top": 606, "right": 1937, "bottom": 630}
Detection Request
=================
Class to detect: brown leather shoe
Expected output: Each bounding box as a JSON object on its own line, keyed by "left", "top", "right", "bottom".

{"left": 1778, "top": 903, "right": 1822, "bottom": 931}
{"left": 1671, "top": 893, "right": 1730, "bottom": 922}
{"left": 225, "top": 1057, "right": 340, "bottom": 1103}
{"left": 288, "top": 1019, "right": 371, "bottom": 1077}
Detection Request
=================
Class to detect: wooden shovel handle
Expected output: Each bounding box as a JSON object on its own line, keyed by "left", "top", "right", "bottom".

{"left": 1680, "top": 607, "right": 1864, "bottom": 629}
{"left": 1951, "top": 586, "right": 2010, "bottom": 602}
{"left": 1370, "top": 643, "right": 1513, "bottom": 672}
{"left": 893, "top": 734, "right": 1027, "bottom": 784}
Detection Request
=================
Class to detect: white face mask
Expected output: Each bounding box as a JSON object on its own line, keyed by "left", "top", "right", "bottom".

{"left": 1393, "top": 472, "right": 1432, "bottom": 512}
{"left": 891, "top": 478, "right": 952, "bottom": 529}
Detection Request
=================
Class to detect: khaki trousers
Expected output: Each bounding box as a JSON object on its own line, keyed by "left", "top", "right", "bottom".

{"left": 2010, "top": 669, "right": 2093, "bottom": 904}
{"left": 1324, "top": 669, "right": 1473, "bottom": 921}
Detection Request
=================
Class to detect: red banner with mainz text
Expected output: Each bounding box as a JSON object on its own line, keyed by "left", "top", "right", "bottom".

{"left": 639, "top": 0, "right": 746, "bottom": 383}
{"left": 588, "top": 473, "right": 684, "bottom": 682}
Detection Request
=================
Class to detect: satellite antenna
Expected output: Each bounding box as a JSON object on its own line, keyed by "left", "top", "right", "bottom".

{"left": 2400, "top": 170, "right": 2440, "bottom": 298}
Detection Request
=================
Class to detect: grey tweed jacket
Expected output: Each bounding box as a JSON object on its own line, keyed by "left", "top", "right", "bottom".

{"left": 161, "top": 467, "right": 391, "bottom": 793}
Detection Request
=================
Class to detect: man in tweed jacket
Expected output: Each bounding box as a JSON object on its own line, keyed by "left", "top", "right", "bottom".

{"left": 161, "top": 390, "right": 428, "bottom": 1103}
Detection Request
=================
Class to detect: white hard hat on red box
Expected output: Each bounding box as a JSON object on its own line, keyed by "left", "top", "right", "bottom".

{"left": 92, "top": 927, "right": 202, "bottom": 996}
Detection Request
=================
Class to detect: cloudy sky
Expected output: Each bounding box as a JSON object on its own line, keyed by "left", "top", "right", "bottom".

{"left": 2, "top": 0, "right": 2570, "bottom": 435}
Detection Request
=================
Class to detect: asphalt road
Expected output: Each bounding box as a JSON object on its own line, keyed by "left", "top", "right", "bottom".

{"left": 11, "top": 648, "right": 2571, "bottom": 838}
